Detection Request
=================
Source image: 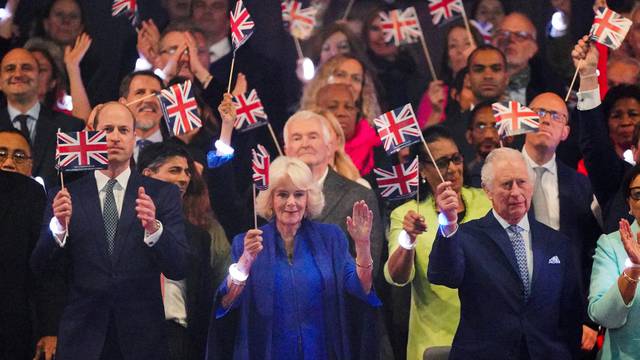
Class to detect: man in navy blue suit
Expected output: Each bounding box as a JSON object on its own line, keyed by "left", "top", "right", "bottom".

{"left": 31, "top": 102, "right": 188, "bottom": 360}
{"left": 427, "top": 147, "right": 582, "bottom": 359}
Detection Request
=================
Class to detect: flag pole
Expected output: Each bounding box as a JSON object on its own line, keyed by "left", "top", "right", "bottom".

{"left": 294, "top": 37, "right": 304, "bottom": 60}
{"left": 57, "top": 128, "right": 69, "bottom": 234}
{"left": 125, "top": 92, "right": 158, "bottom": 107}
{"left": 565, "top": 59, "right": 583, "bottom": 102}
{"left": 342, "top": 0, "right": 355, "bottom": 20}
{"left": 253, "top": 184, "right": 258, "bottom": 229}
{"left": 227, "top": 52, "right": 237, "bottom": 93}
{"left": 415, "top": 20, "right": 438, "bottom": 81}
{"left": 460, "top": 7, "right": 476, "bottom": 47}
{"left": 267, "top": 123, "right": 284, "bottom": 156}
{"left": 416, "top": 155, "right": 420, "bottom": 217}
{"left": 419, "top": 136, "right": 445, "bottom": 183}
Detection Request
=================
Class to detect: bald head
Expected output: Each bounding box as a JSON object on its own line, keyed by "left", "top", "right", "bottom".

{"left": 524, "top": 92, "right": 570, "bottom": 160}
{"left": 495, "top": 12, "right": 538, "bottom": 74}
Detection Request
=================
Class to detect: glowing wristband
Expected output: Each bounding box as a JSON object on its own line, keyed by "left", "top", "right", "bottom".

{"left": 228, "top": 263, "right": 248, "bottom": 284}
{"left": 625, "top": 258, "right": 640, "bottom": 269}
{"left": 398, "top": 230, "right": 416, "bottom": 250}
{"left": 438, "top": 212, "right": 457, "bottom": 226}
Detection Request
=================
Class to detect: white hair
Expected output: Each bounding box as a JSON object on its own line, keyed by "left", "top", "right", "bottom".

{"left": 481, "top": 147, "right": 533, "bottom": 189}
{"left": 283, "top": 110, "right": 332, "bottom": 146}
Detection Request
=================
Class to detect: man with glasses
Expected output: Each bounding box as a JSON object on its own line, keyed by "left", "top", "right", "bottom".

{"left": 0, "top": 129, "right": 33, "bottom": 177}
{"left": 465, "top": 100, "right": 500, "bottom": 187}
{"left": 522, "top": 92, "right": 601, "bottom": 355}
{"left": 493, "top": 12, "right": 563, "bottom": 104}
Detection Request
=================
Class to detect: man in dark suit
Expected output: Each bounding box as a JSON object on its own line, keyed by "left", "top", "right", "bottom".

{"left": 428, "top": 147, "right": 583, "bottom": 359}
{"left": 0, "top": 170, "right": 63, "bottom": 360}
{"left": 0, "top": 48, "right": 84, "bottom": 188}
{"left": 30, "top": 102, "right": 188, "bottom": 360}
{"left": 138, "top": 141, "right": 217, "bottom": 360}
{"left": 522, "top": 92, "right": 601, "bottom": 354}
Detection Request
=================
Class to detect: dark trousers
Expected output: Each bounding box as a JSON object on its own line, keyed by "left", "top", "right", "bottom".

{"left": 100, "top": 314, "right": 124, "bottom": 360}
{"left": 166, "top": 320, "right": 193, "bottom": 360}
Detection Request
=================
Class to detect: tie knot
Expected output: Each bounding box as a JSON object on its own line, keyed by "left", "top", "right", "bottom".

{"left": 104, "top": 178, "right": 118, "bottom": 192}
{"left": 534, "top": 166, "right": 546, "bottom": 178}
{"left": 508, "top": 224, "right": 523, "bottom": 235}
{"left": 136, "top": 139, "right": 152, "bottom": 150}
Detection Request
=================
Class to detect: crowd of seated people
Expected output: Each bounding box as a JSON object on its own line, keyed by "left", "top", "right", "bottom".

{"left": 3, "top": 1, "right": 640, "bottom": 359}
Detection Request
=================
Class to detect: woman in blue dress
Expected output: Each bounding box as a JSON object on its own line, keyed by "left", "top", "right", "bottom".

{"left": 212, "top": 156, "right": 381, "bottom": 360}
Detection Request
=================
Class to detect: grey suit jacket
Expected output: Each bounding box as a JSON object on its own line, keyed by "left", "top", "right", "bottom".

{"left": 318, "top": 169, "right": 384, "bottom": 274}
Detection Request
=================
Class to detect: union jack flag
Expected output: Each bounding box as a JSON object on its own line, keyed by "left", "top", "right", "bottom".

{"left": 374, "top": 157, "right": 419, "bottom": 200}
{"left": 374, "top": 103, "right": 421, "bottom": 155}
{"left": 428, "top": 0, "right": 464, "bottom": 26}
{"left": 233, "top": 89, "right": 269, "bottom": 132}
{"left": 590, "top": 7, "right": 632, "bottom": 50}
{"left": 252, "top": 144, "right": 270, "bottom": 190}
{"left": 470, "top": 19, "right": 493, "bottom": 44}
{"left": 56, "top": 131, "right": 109, "bottom": 172}
{"left": 111, "top": 0, "right": 138, "bottom": 26}
{"left": 159, "top": 80, "right": 203, "bottom": 136}
{"left": 230, "top": 0, "right": 254, "bottom": 50}
{"left": 378, "top": 7, "right": 422, "bottom": 46}
{"left": 492, "top": 101, "right": 540, "bottom": 137}
{"left": 281, "top": 1, "right": 318, "bottom": 40}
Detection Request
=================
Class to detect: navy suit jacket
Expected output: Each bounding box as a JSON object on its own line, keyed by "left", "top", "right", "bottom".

{"left": 30, "top": 171, "right": 187, "bottom": 360}
{"left": 428, "top": 212, "right": 582, "bottom": 359}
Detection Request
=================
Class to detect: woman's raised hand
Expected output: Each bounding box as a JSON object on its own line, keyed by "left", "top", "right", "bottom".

{"left": 240, "top": 229, "right": 264, "bottom": 266}
{"left": 346, "top": 200, "right": 373, "bottom": 249}
{"left": 402, "top": 210, "right": 427, "bottom": 243}
{"left": 619, "top": 219, "right": 640, "bottom": 265}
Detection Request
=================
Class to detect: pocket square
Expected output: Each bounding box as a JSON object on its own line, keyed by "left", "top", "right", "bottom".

{"left": 548, "top": 255, "right": 561, "bottom": 264}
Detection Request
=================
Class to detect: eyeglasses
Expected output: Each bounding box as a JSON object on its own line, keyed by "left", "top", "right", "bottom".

{"left": 494, "top": 30, "right": 535, "bottom": 44}
{"left": 629, "top": 187, "right": 640, "bottom": 201}
{"left": 425, "top": 153, "right": 464, "bottom": 170}
{"left": 532, "top": 108, "right": 568, "bottom": 124}
{"left": 0, "top": 148, "right": 31, "bottom": 164}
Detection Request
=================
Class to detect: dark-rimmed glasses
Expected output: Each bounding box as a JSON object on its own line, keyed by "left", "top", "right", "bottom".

{"left": 0, "top": 148, "right": 31, "bottom": 164}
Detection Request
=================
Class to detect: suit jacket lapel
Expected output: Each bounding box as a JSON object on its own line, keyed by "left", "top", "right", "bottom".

{"left": 556, "top": 162, "right": 571, "bottom": 234}
{"left": 319, "top": 170, "right": 345, "bottom": 222}
{"left": 481, "top": 212, "right": 521, "bottom": 278}
{"left": 0, "top": 108, "right": 11, "bottom": 129}
{"left": 32, "top": 108, "right": 57, "bottom": 175}
{"left": 112, "top": 172, "right": 140, "bottom": 263}
{"left": 76, "top": 174, "right": 111, "bottom": 268}
{"left": 530, "top": 217, "right": 551, "bottom": 292}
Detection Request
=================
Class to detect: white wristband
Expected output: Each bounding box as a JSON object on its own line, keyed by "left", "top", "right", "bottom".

{"left": 229, "top": 263, "right": 248, "bottom": 284}
{"left": 398, "top": 230, "right": 416, "bottom": 250}
{"left": 625, "top": 258, "right": 640, "bottom": 269}
{"left": 438, "top": 212, "right": 457, "bottom": 226}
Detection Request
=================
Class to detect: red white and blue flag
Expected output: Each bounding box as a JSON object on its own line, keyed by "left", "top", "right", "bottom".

{"left": 159, "top": 80, "right": 203, "bottom": 136}
{"left": 374, "top": 157, "right": 419, "bottom": 200}
{"left": 56, "top": 130, "right": 109, "bottom": 172}
{"left": 378, "top": 7, "right": 422, "bottom": 46}
{"left": 492, "top": 100, "right": 540, "bottom": 137}
{"left": 111, "top": 0, "right": 138, "bottom": 25}
{"left": 281, "top": 1, "right": 318, "bottom": 40}
{"left": 374, "top": 103, "right": 422, "bottom": 155}
{"left": 428, "top": 0, "right": 464, "bottom": 26}
{"left": 252, "top": 144, "right": 270, "bottom": 190}
{"left": 230, "top": 0, "right": 255, "bottom": 50}
{"left": 233, "top": 89, "right": 269, "bottom": 132}
{"left": 470, "top": 19, "right": 493, "bottom": 44}
{"left": 590, "top": 7, "right": 632, "bottom": 50}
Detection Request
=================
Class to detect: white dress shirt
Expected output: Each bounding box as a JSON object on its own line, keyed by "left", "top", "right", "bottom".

{"left": 209, "top": 38, "right": 231, "bottom": 64}
{"left": 522, "top": 147, "right": 560, "bottom": 230}
{"left": 493, "top": 210, "right": 533, "bottom": 278}
{"left": 164, "top": 278, "right": 188, "bottom": 327}
{"left": 134, "top": 129, "right": 164, "bottom": 162}
{"left": 8, "top": 102, "right": 41, "bottom": 143}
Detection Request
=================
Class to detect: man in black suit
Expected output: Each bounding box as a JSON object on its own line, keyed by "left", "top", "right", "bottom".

{"left": 31, "top": 101, "right": 187, "bottom": 360}
{"left": 138, "top": 141, "right": 218, "bottom": 360}
{"left": 0, "top": 48, "right": 84, "bottom": 189}
{"left": 522, "top": 92, "right": 601, "bottom": 355}
{"left": 0, "top": 170, "right": 64, "bottom": 360}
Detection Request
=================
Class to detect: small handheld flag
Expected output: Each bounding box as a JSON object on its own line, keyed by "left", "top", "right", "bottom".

{"left": 252, "top": 144, "right": 270, "bottom": 190}
{"left": 230, "top": 0, "right": 255, "bottom": 50}
{"left": 56, "top": 130, "right": 109, "bottom": 172}
{"left": 428, "top": 0, "right": 464, "bottom": 26}
{"left": 374, "top": 157, "right": 419, "bottom": 200}
{"left": 233, "top": 89, "right": 269, "bottom": 132}
{"left": 111, "top": 0, "right": 138, "bottom": 26}
{"left": 590, "top": 7, "right": 632, "bottom": 50}
{"left": 159, "top": 80, "right": 203, "bottom": 136}
{"left": 374, "top": 103, "right": 422, "bottom": 155}
{"left": 492, "top": 101, "right": 540, "bottom": 137}
{"left": 470, "top": 19, "right": 493, "bottom": 44}
{"left": 378, "top": 7, "right": 422, "bottom": 46}
{"left": 281, "top": 1, "right": 318, "bottom": 40}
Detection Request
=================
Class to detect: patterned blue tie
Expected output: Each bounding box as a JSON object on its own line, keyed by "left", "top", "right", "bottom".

{"left": 507, "top": 225, "right": 530, "bottom": 300}
{"left": 136, "top": 139, "right": 153, "bottom": 151}
{"left": 103, "top": 179, "right": 119, "bottom": 256}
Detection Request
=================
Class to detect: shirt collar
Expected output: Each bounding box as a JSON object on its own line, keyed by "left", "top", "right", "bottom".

{"left": 492, "top": 209, "right": 530, "bottom": 232}
{"left": 8, "top": 102, "right": 41, "bottom": 122}
{"left": 136, "top": 129, "right": 163, "bottom": 143}
{"left": 521, "top": 146, "right": 557, "bottom": 175}
{"left": 95, "top": 167, "right": 131, "bottom": 192}
{"left": 209, "top": 38, "right": 231, "bottom": 61}
{"left": 317, "top": 166, "right": 330, "bottom": 188}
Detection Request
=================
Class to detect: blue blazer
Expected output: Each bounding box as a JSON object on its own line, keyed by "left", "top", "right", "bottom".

{"left": 428, "top": 212, "right": 582, "bottom": 359}
{"left": 30, "top": 172, "right": 188, "bottom": 360}
{"left": 207, "top": 220, "right": 381, "bottom": 360}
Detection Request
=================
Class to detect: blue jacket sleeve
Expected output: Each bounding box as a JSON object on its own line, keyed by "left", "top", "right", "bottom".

{"left": 427, "top": 229, "right": 465, "bottom": 288}
{"left": 214, "top": 232, "right": 246, "bottom": 318}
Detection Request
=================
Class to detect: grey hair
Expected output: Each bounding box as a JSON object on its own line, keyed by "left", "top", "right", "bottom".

{"left": 283, "top": 110, "right": 332, "bottom": 146}
{"left": 481, "top": 147, "right": 533, "bottom": 189}
{"left": 255, "top": 156, "right": 325, "bottom": 220}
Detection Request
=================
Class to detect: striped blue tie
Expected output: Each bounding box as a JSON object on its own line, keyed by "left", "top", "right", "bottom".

{"left": 507, "top": 225, "right": 530, "bottom": 300}
{"left": 103, "top": 179, "right": 119, "bottom": 256}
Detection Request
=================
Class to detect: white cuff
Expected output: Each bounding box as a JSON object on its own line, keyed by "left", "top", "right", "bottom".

{"left": 229, "top": 263, "right": 248, "bottom": 284}
{"left": 576, "top": 88, "right": 601, "bottom": 111}
{"left": 144, "top": 220, "right": 163, "bottom": 246}
{"left": 49, "top": 217, "right": 68, "bottom": 247}
{"left": 215, "top": 140, "right": 235, "bottom": 156}
{"left": 397, "top": 230, "right": 416, "bottom": 250}
{"left": 439, "top": 223, "right": 459, "bottom": 238}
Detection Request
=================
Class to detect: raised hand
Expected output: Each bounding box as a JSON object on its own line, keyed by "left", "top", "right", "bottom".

{"left": 619, "top": 219, "right": 640, "bottom": 265}
{"left": 33, "top": 335, "right": 57, "bottom": 360}
{"left": 240, "top": 229, "right": 264, "bottom": 266}
{"left": 571, "top": 35, "right": 599, "bottom": 76}
{"left": 136, "top": 187, "right": 158, "bottom": 233}
{"left": 137, "top": 19, "right": 161, "bottom": 67}
{"left": 161, "top": 40, "right": 188, "bottom": 80}
{"left": 232, "top": 72, "right": 247, "bottom": 97}
{"left": 184, "top": 31, "right": 209, "bottom": 81}
{"left": 435, "top": 181, "right": 458, "bottom": 225}
{"left": 218, "top": 93, "right": 237, "bottom": 126}
{"left": 64, "top": 33, "right": 92, "bottom": 71}
{"left": 346, "top": 200, "right": 373, "bottom": 249}
{"left": 52, "top": 189, "right": 72, "bottom": 231}
{"left": 427, "top": 80, "right": 446, "bottom": 113}
{"left": 402, "top": 210, "right": 427, "bottom": 243}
